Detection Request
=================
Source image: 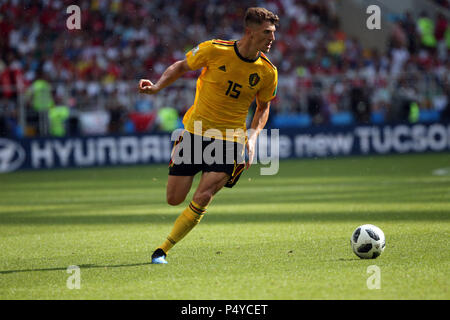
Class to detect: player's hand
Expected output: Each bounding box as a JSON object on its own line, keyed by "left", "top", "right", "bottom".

{"left": 139, "top": 79, "right": 159, "bottom": 95}
{"left": 245, "top": 136, "right": 257, "bottom": 170}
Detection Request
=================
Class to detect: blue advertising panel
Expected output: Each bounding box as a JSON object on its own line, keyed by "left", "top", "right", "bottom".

{"left": 1, "top": 122, "right": 449, "bottom": 173}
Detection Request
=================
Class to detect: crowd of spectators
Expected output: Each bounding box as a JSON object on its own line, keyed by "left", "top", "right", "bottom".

{"left": 0, "top": 0, "right": 449, "bottom": 137}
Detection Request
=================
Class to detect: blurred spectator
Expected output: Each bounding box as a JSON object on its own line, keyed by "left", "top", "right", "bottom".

{"left": 390, "top": 44, "right": 410, "bottom": 78}
{"left": 157, "top": 106, "right": 180, "bottom": 132}
{"left": 350, "top": 78, "right": 370, "bottom": 124}
{"left": 390, "top": 19, "right": 408, "bottom": 49}
{"left": 432, "top": 0, "right": 449, "bottom": 9}
{"left": 417, "top": 11, "right": 437, "bottom": 50}
{"left": 402, "top": 11, "right": 419, "bottom": 54}
{"left": 48, "top": 103, "right": 70, "bottom": 137}
{"left": 108, "top": 103, "right": 126, "bottom": 134}
{"left": 25, "top": 71, "right": 54, "bottom": 113}
{"left": 25, "top": 70, "right": 54, "bottom": 136}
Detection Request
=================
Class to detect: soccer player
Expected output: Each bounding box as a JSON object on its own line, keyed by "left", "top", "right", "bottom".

{"left": 139, "top": 7, "right": 279, "bottom": 264}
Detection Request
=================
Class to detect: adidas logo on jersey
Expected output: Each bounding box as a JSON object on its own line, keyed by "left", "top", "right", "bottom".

{"left": 218, "top": 65, "right": 226, "bottom": 72}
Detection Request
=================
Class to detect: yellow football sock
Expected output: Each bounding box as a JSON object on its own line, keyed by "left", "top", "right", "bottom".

{"left": 159, "top": 200, "right": 207, "bottom": 254}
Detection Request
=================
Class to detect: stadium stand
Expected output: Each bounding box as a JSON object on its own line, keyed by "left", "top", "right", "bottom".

{"left": 0, "top": 0, "right": 448, "bottom": 137}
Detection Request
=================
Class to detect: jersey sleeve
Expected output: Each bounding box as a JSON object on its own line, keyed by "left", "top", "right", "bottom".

{"left": 185, "top": 40, "right": 215, "bottom": 71}
{"left": 257, "top": 67, "right": 278, "bottom": 102}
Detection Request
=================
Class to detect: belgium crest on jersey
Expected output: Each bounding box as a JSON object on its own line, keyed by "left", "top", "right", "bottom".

{"left": 249, "top": 73, "right": 260, "bottom": 87}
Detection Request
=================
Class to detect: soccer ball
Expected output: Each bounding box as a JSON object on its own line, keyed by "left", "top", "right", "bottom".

{"left": 350, "top": 224, "right": 385, "bottom": 259}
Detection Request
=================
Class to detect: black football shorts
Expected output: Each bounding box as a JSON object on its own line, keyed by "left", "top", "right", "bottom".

{"left": 168, "top": 131, "right": 246, "bottom": 188}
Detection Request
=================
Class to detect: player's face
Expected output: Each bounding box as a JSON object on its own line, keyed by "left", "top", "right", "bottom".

{"left": 250, "top": 21, "right": 276, "bottom": 53}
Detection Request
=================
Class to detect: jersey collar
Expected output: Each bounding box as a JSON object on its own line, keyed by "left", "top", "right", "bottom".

{"left": 234, "top": 41, "right": 261, "bottom": 63}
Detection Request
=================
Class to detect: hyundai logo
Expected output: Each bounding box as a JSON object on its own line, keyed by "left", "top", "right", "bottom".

{"left": 0, "top": 138, "right": 25, "bottom": 173}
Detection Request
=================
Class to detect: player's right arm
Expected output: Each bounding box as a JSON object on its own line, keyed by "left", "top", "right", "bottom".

{"left": 139, "top": 41, "right": 214, "bottom": 95}
{"left": 139, "top": 59, "right": 192, "bottom": 95}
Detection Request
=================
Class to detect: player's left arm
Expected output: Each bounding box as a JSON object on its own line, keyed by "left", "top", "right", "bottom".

{"left": 246, "top": 64, "right": 277, "bottom": 169}
{"left": 246, "top": 97, "right": 271, "bottom": 169}
{"left": 139, "top": 59, "right": 192, "bottom": 95}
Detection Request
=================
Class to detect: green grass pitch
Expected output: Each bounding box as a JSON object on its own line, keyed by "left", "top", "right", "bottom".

{"left": 0, "top": 153, "right": 449, "bottom": 300}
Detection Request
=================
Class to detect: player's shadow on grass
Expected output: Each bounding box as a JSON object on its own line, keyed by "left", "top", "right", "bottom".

{"left": 0, "top": 209, "right": 448, "bottom": 225}
{"left": 0, "top": 262, "right": 152, "bottom": 275}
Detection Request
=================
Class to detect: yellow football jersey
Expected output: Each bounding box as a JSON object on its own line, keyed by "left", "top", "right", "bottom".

{"left": 183, "top": 39, "right": 278, "bottom": 142}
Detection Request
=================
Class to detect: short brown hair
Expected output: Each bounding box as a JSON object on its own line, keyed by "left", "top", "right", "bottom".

{"left": 244, "top": 7, "right": 279, "bottom": 27}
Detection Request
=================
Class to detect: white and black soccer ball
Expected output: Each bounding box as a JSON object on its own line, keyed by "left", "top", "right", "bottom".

{"left": 350, "top": 224, "right": 385, "bottom": 259}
